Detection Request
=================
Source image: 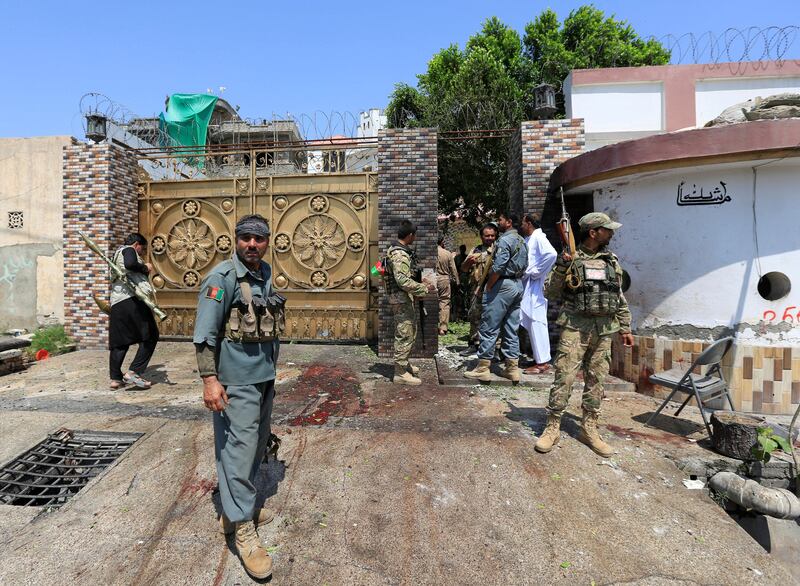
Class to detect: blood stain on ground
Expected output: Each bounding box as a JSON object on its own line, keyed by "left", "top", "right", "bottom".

{"left": 289, "top": 364, "right": 367, "bottom": 426}
{"left": 605, "top": 424, "right": 689, "bottom": 445}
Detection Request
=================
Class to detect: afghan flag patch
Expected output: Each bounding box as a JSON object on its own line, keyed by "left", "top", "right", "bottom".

{"left": 206, "top": 286, "right": 224, "bottom": 302}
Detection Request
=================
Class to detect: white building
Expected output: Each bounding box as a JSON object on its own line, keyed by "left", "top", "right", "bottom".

{"left": 357, "top": 108, "right": 387, "bottom": 138}
{"left": 551, "top": 116, "right": 800, "bottom": 415}
{"left": 564, "top": 61, "right": 800, "bottom": 150}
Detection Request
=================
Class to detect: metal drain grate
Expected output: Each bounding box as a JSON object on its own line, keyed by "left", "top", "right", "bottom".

{"left": 0, "top": 428, "right": 142, "bottom": 507}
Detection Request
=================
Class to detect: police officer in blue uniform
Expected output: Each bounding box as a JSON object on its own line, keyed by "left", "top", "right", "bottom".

{"left": 193, "top": 214, "right": 285, "bottom": 580}
{"left": 464, "top": 212, "right": 529, "bottom": 385}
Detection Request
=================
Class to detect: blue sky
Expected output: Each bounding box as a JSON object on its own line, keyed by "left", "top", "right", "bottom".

{"left": 2, "top": 0, "right": 799, "bottom": 138}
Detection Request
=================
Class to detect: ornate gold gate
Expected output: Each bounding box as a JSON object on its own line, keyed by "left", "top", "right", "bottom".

{"left": 138, "top": 169, "right": 378, "bottom": 342}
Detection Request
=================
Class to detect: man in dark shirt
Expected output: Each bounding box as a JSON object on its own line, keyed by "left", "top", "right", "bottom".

{"left": 108, "top": 233, "right": 160, "bottom": 390}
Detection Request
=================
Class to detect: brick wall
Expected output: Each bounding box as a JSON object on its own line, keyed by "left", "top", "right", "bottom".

{"left": 377, "top": 128, "right": 439, "bottom": 358}
{"left": 507, "top": 120, "right": 585, "bottom": 350}
{"left": 507, "top": 120, "right": 585, "bottom": 235}
{"left": 63, "top": 142, "right": 140, "bottom": 349}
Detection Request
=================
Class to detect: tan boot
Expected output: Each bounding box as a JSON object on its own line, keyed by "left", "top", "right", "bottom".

{"left": 234, "top": 521, "right": 273, "bottom": 579}
{"left": 464, "top": 359, "right": 492, "bottom": 383}
{"left": 578, "top": 410, "right": 614, "bottom": 457}
{"left": 407, "top": 363, "right": 420, "bottom": 376}
{"left": 220, "top": 507, "right": 275, "bottom": 535}
{"left": 394, "top": 364, "right": 421, "bottom": 385}
{"left": 534, "top": 413, "right": 562, "bottom": 453}
{"left": 501, "top": 358, "right": 521, "bottom": 385}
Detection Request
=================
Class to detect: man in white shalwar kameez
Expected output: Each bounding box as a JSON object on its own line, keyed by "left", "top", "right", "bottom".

{"left": 520, "top": 214, "right": 557, "bottom": 373}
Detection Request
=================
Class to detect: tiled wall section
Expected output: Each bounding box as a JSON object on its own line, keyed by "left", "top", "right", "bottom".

{"left": 63, "top": 142, "right": 140, "bottom": 349}
{"left": 507, "top": 119, "right": 585, "bottom": 218}
{"left": 611, "top": 334, "right": 800, "bottom": 415}
{"left": 377, "top": 128, "right": 439, "bottom": 358}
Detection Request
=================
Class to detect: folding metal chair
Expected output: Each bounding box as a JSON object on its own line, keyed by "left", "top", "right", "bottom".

{"left": 645, "top": 336, "right": 736, "bottom": 437}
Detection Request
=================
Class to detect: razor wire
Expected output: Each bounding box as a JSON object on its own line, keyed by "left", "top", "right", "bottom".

{"left": 656, "top": 26, "right": 800, "bottom": 66}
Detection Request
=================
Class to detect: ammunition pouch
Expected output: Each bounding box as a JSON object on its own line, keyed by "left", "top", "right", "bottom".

{"left": 224, "top": 279, "right": 286, "bottom": 343}
{"left": 563, "top": 257, "right": 621, "bottom": 316}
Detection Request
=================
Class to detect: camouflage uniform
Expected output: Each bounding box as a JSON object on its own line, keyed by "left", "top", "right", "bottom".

{"left": 386, "top": 242, "right": 428, "bottom": 368}
{"left": 544, "top": 245, "right": 632, "bottom": 414}
{"left": 466, "top": 244, "right": 494, "bottom": 343}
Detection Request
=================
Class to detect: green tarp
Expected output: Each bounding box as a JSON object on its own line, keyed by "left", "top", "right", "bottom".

{"left": 159, "top": 94, "right": 218, "bottom": 167}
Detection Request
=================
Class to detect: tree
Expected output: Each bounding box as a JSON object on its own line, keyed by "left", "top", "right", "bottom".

{"left": 387, "top": 6, "right": 670, "bottom": 222}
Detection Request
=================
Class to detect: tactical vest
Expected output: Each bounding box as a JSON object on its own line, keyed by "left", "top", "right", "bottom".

{"left": 383, "top": 244, "right": 416, "bottom": 298}
{"left": 225, "top": 278, "right": 285, "bottom": 343}
{"left": 563, "top": 255, "right": 621, "bottom": 316}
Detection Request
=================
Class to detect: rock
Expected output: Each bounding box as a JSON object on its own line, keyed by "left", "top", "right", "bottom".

{"left": 704, "top": 98, "right": 759, "bottom": 126}
{"left": 755, "top": 92, "right": 800, "bottom": 109}
{"left": 711, "top": 411, "right": 762, "bottom": 460}
{"left": 744, "top": 105, "right": 800, "bottom": 121}
{"left": 705, "top": 93, "right": 800, "bottom": 126}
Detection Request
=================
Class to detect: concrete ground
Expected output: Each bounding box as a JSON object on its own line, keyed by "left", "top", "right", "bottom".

{"left": 0, "top": 343, "right": 793, "bottom": 585}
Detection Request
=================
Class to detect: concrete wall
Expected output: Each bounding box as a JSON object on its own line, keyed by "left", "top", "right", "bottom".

{"left": 568, "top": 81, "right": 663, "bottom": 133}
{"left": 594, "top": 158, "right": 800, "bottom": 347}
{"left": 0, "top": 136, "right": 73, "bottom": 332}
{"left": 695, "top": 76, "right": 800, "bottom": 126}
{"left": 564, "top": 61, "right": 800, "bottom": 150}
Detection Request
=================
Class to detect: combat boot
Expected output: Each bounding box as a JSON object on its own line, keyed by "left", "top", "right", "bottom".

{"left": 234, "top": 521, "right": 273, "bottom": 579}
{"left": 220, "top": 507, "right": 275, "bottom": 535}
{"left": 534, "top": 413, "right": 562, "bottom": 453}
{"left": 464, "top": 359, "right": 492, "bottom": 383}
{"left": 578, "top": 410, "right": 614, "bottom": 457}
{"left": 394, "top": 364, "right": 422, "bottom": 386}
{"left": 501, "top": 358, "right": 521, "bottom": 385}
{"left": 407, "top": 363, "right": 420, "bottom": 376}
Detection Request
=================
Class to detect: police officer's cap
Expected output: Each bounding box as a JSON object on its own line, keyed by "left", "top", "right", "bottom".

{"left": 578, "top": 212, "right": 622, "bottom": 231}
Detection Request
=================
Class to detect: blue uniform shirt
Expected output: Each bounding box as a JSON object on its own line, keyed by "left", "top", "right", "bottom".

{"left": 193, "top": 252, "right": 278, "bottom": 385}
{"left": 491, "top": 228, "right": 528, "bottom": 278}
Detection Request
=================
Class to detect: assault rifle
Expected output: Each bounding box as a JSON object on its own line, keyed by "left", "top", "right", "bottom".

{"left": 413, "top": 268, "right": 428, "bottom": 350}
{"left": 555, "top": 187, "right": 576, "bottom": 257}
{"left": 554, "top": 187, "right": 580, "bottom": 290}
{"left": 468, "top": 246, "right": 494, "bottom": 316}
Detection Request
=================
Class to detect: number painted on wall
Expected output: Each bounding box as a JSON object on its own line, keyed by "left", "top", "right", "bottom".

{"left": 762, "top": 306, "right": 799, "bottom": 323}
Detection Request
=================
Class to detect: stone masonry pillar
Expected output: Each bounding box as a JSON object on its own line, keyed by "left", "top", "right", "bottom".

{"left": 62, "top": 142, "right": 140, "bottom": 349}
{"left": 377, "top": 128, "right": 439, "bottom": 359}
{"left": 507, "top": 119, "right": 585, "bottom": 224}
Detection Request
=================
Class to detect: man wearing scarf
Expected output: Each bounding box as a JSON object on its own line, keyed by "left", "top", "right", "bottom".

{"left": 193, "top": 214, "right": 284, "bottom": 580}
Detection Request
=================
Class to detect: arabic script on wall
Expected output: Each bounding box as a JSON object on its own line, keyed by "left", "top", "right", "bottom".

{"left": 676, "top": 181, "right": 731, "bottom": 207}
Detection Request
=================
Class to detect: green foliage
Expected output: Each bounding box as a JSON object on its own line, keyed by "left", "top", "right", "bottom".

{"left": 750, "top": 427, "right": 792, "bottom": 463}
{"left": 28, "top": 325, "right": 74, "bottom": 357}
{"left": 387, "top": 6, "right": 670, "bottom": 222}
{"left": 438, "top": 320, "right": 471, "bottom": 348}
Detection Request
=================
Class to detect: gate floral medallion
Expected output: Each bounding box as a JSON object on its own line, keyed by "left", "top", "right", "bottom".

{"left": 168, "top": 219, "right": 215, "bottom": 270}
{"left": 293, "top": 215, "right": 345, "bottom": 269}
{"left": 270, "top": 193, "right": 367, "bottom": 290}
{"left": 146, "top": 198, "right": 232, "bottom": 291}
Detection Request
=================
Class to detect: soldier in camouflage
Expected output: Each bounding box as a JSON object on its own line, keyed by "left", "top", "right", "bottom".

{"left": 459, "top": 223, "right": 498, "bottom": 356}
{"left": 385, "top": 220, "right": 434, "bottom": 385}
{"left": 535, "top": 212, "right": 634, "bottom": 457}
